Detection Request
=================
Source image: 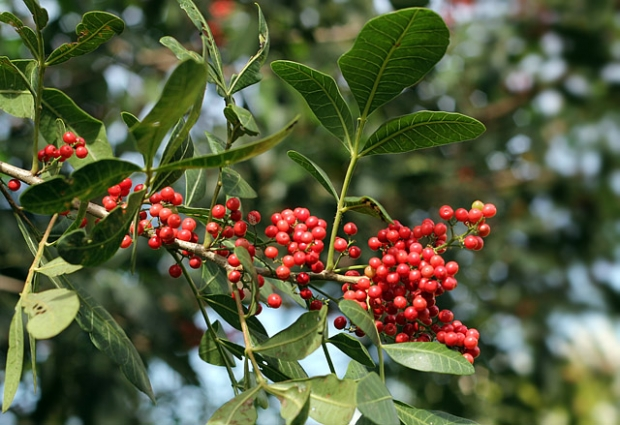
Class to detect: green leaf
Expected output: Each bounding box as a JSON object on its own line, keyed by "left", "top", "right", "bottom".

{"left": 0, "top": 13, "right": 40, "bottom": 59}
{"left": 155, "top": 117, "right": 298, "bottom": 172}
{"left": 185, "top": 168, "right": 208, "bottom": 206}
{"left": 344, "top": 359, "right": 369, "bottom": 381}
{"left": 382, "top": 342, "right": 475, "bottom": 375}
{"left": 207, "top": 386, "right": 260, "bottom": 425}
{"left": 23, "top": 0, "right": 48, "bottom": 30}
{"left": 223, "top": 104, "right": 259, "bottom": 137}
{"left": 151, "top": 121, "right": 195, "bottom": 193}
{"left": 41, "top": 88, "right": 113, "bottom": 167}
{"left": 203, "top": 294, "right": 269, "bottom": 342}
{"left": 266, "top": 381, "right": 311, "bottom": 425}
{"left": 56, "top": 189, "right": 144, "bottom": 266}
{"left": 356, "top": 372, "right": 399, "bottom": 425}
{"left": 35, "top": 256, "right": 83, "bottom": 277}
{"left": 338, "top": 8, "right": 449, "bottom": 117}
{"left": 343, "top": 196, "right": 393, "bottom": 223}
{"left": 121, "top": 111, "right": 140, "bottom": 127}
{"left": 20, "top": 159, "right": 141, "bottom": 215}
{"left": 45, "top": 11, "right": 124, "bottom": 66}
{"left": 227, "top": 4, "right": 269, "bottom": 95}
{"left": 159, "top": 35, "right": 202, "bottom": 62}
{"left": 361, "top": 111, "right": 486, "bottom": 157}
{"left": 274, "top": 358, "right": 308, "bottom": 381}
{"left": 338, "top": 300, "right": 381, "bottom": 347}
{"left": 394, "top": 400, "right": 480, "bottom": 425}
{"left": 130, "top": 59, "right": 207, "bottom": 169}
{"left": 206, "top": 131, "right": 226, "bottom": 154}
{"left": 272, "top": 61, "right": 354, "bottom": 146}
{"left": 222, "top": 167, "right": 257, "bottom": 199}
{"left": 307, "top": 375, "right": 358, "bottom": 425}
{"left": 199, "top": 321, "right": 235, "bottom": 367}
{"left": 287, "top": 150, "right": 339, "bottom": 201}
{"left": 327, "top": 333, "right": 375, "bottom": 368}
{"left": 201, "top": 261, "right": 230, "bottom": 294}
{"left": 253, "top": 307, "right": 327, "bottom": 361}
{"left": 2, "top": 305, "right": 24, "bottom": 413}
{"left": 22, "top": 288, "right": 79, "bottom": 339}
{"left": 0, "top": 57, "right": 35, "bottom": 118}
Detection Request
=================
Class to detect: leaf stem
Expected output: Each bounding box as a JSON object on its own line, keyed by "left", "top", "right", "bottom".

{"left": 231, "top": 284, "right": 266, "bottom": 385}
{"left": 30, "top": 29, "right": 47, "bottom": 175}
{"left": 23, "top": 214, "right": 58, "bottom": 296}
{"left": 321, "top": 320, "right": 336, "bottom": 375}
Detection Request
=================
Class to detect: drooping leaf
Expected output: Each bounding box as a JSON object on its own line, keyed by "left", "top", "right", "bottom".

{"left": 20, "top": 159, "right": 141, "bottom": 214}
{"left": 23, "top": 0, "right": 48, "bottom": 30}
{"left": 22, "top": 288, "right": 79, "bottom": 339}
{"left": 199, "top": 321, "right": 235, "bottom": 367}
{"left": 307, "top": 375, "right": 358, "bottom": 425}
{"left": 159, "top": 35, "right": 202, "bottom": 62}
{"left": 35, "top": 256, "right": 83, "bottom": 277}
{"left": 361, "top": 111, "right": 486, "bottom": 157}
{"left": 327, "top": 333, "right": 375, "bottom": 368}
{"left": 203, "top": 294, "right": 269, "bottom": 342}
{"left": 394, "top": 400, "right": 480, "bottom": 425}
{"left": 207, "top": 386, "right": 261, "bottom": 425}
{"left": 2, "top": 305, "right": 24, "bottom": 413}
{"left": 45, "top": 11, "right": 124, "bottom": 66}
{"left": 343, "top": 196, "right": 393, "bottom": 223}
{"left": 382, "top": 342, "right": 475, "bottom": 375}
{"left": 272, "top": 61, "right": 354, "bottom": 146}
{"left": 0, "top": 14, "right": 39, "bottom": 59}
{"left": 130, "top": 59, "right": 207, "bottom": 169}
{"left": 227, "top": 4, "right": 269, "bottom": 95}
{"left": 151, "top": 120, "right": 195, "bottom": 193}
{"left": 155, "top": 117, "right": 298, "bottom": 172}
{"left": 0, "top": 57, "right": 35, "bottom": 118}
{"left": 253, "top": 307, "right": 327, "bottom": 361}
{"left": 223, "top": 104, "right": 259, "bottom": 137}
{"left": 287, "top": 150, "right": 339, "bottom": 201}
{"left": 56, "top": 189, "right": 145, "bottom": 266}
{"left": 222, "top": 167, "right": 257, "bottom": 199}
{"left": 266, "top": 381, "right": 311, "bottom": 425}
{"left": 338, "top": 8, "right": 448, "bottom": 117}
{"left": 338, "top": 299, "right": 381, "bottom": 347}
{"left": 356, "top": 372, "right": 399, "bottom": 425}
{"left": 41, "top": 88, "right": 113, "bottom": 167}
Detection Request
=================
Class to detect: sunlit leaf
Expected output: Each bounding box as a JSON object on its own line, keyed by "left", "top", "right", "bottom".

{"left": 338, "top": 300, "right": 381, "bottom": 347}
{"left": 383, "top": 342, "right": 475, "bottom": 375}
{"left": 361, "top": 111, "right": 485, "bottom": 157}
{"left": 2, "top": 305, "right": 24, "bottom": 413}
{"left": 338, "top": 8, "right": 448, "bottom": 117}
{"left": 287, "top": 150, "right": 339, "bottom": 201}
{"left": 356, "top": 372, "right": 399, "bottom": 425}
{"left": 207, "top": 386, "right": 261, "bottom": 425}
{"left": 267, "top": 381, "right": 311, "bottom": 425}
{"left": 0, "top": 57, "right": 35, "bottom": 118}
{"left": 343, "top": 196, "right": 393, "bottom": 223}
{"left": 307, "top": 375, "right": 358, "bottom": 425}
{"left": 327, "top": 333, "right": 375, "bottom": 368}
{"left": 159, "top": 35, "right": 202, "bottom": 62}
{"left": 272, "top": 61, "right": 354, "bottom": 146}
{"left": 185, "top": 168, "right": 208, "bottom": 206}
{"left": 344, "top": 359, "right": 369, "bottom": 381}
{"left": 394, "top": 400, "right": 480, "bottom": 425}
{"left": 22, "top": 288, "right": 79, "bottom": 339}
{"left": 35, "top": 256, "right": 83, "bottom": 277}
{"left": 45, "top": 11, "right": 124, "bottom": 66}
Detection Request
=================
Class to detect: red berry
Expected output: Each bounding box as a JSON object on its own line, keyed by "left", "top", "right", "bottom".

{"left": 482, "top": 203, "right": 497, "bottom": 218}
{"left": 463, "top": 235, "right": 478, "bottom": 250}
{"left": 148, "top": 236, "right": 162, "bottom": 249}
{"left": 169, "top": 264, "right": 183, "bottom": 278}
{"left": 334, "top": 316, "right": 347, "bottom": 330}
{"left": 120, "top": 234, "right": 132, "bottom": 248}
{"left": 75, "top": 146, "right": 88, "bottom": 159}
{"left": 343, "top": 222, "right": 358, "bottom": 236}
{"left": 348, "top": 246, "right": 361, "bottom": 259}
{"left": 75, "top": 137, "right": 85, "bottom": 147}
{"left": 247, "top": 210, "right": 261, "bottom": 225}
{"left": 296, "top": 272, "right": 310, "bottom": 285}
{"left": 62, "top": 131, "right": 77, "bottom": 144}
{"left": 172, "top": 193, "right": 183, "bottom": 206}
{"left": 267, "top": 293, "right": 282, "bottom": 308}
{"left": 395, "top": 333, "right": 409, "bottom": 343}
{"left": 310, "top": 300, "right": 323, "bottom": 310}
{"left": 226, "top": 197, "right": 240, "bottom": 211}
{"left": 182, "top": 218, "right": 197, "bottom": 232}
{"left": 454, "top": 208, "right": 469, "bottom": 222}
{"left": 160, "top": 186, "right": 175, "bottom": 202}
{"left": 334, "top": 237, "right": 348, "bottom": 252}
{"left": 228, "top": 270, "right": 242, "bottom": 283}
{"left": 7, "top": 179, "right": 21, "bottom": 191}
{"left": 276, "top": 265, "right": 291, "bottom": 280}
{"left": 59, "top": 144, "right": 73, "bottom": 158}
{"left": 264, "top": 246, "right": 279, "bottom": 259}
{"left": 439, "top": 205, "right": 454, "bottom": 220}
{"left": 167, "top": 214, "right": 182, "bottom": 229}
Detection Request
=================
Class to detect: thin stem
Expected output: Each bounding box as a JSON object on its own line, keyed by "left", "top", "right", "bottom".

{"left": 231, "top": 284, "right": 266, "bottom": 385}
{"left": 321, "top": 319, "right": 336, "bottom": 375}
{"left": 30, "top": 30, "right": 47, "bottom": 175}
{"left": 378, "top": 346, "right": 385, "bottom": 383}
{"left": 23, "top": 214, "right": 58, "bottom": 296}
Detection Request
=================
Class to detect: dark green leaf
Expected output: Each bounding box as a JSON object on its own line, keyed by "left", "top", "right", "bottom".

{"left": 155, "top": 117, "right": 298, "bottom": 172}
{"left": 338, "top": 8, "right": 448, "bottom": 117}
{"left": 328, "top": 333, "right": 375, "bottom": 368}
{"left": 254, "top": 307, "right": 327, "bottom": 361}
{"left": 383, "top": 342, "right": 475, "bottom": 375}
{"left": 45, "top": 11, "right": 124, "bottom": 66}
{"left": 0, "top": 13, "right": 40, "bottom": 59}
{"left": 121, "top": 111, "right": 140, "bottom": 127}
{"left": 0, "top": 57, "right": 35, "bottom": 118}
{"left": 41, "top": 88, "right": 113, "bottom": 167}
{"left": 151, "top": 121, "right": 195, "bottom": 193}
{"left": 223, "top": 104, "right": 259, "bottom": 137}
{"left": 159, "top": 36, "right": 202, "bottom": 62}
{"left": 201, "top": 261, "right": 229, "bottom": 294}
{"left": 272, "top": 61, "right": 354, "bottom": 146}
{"left": 23, "top": 0, "right": 48, "bottom": 29}
{"left": 185, "top": 168, "right": 208, "bottom": 206}
{"left": 22, "top": 288, "right": 80, "bottom": 339}
{"left": 343, "top": 196, "right": 393, "bottom": 224}
{"left": 206, "top": 131, "right": 226, "bottom": 154}
{"left": 361, "top": 111, "right": 486, "bottom": 157}
{"left": 227, "top": 4, "right": 269, "bottom": 95}
{"left": 56, "top": 189, "right": 144, "bottom": 266}
{"left": 130, "top": 59, "right": 207, "bottom": 169}
{"left": 338, "top": 299, "right": 381, "bottom": 347}
{"left": 199, "top": 321, "right": 235, "bottom": 367}
{"left": 222, "top": 167, "right": 257, "bottom": 199}
{"left": 287, "top": 150, "right": 339, "bottom": 201}
{"left": 207, "top": 386, "right": 260, "bottom": 425}
{"left": 307, "top": 375, "right": 358, "bottom": 425}
{"left": 394, "top": 400, "right": 480, "bottom": 425}
{"left": 356, "top": 372, "right": 399, "bottom": 425}
{"left": 266, "top": 381, "right": 311, "bottom": 425}
{"left": 2, "top": 305, "right": 24, "bottom": 413}
{"left": 203, "top": 294, "right": 269, "bottom": 342}
{"left": 20, "top": 159, "right": 141, "bottom": 214}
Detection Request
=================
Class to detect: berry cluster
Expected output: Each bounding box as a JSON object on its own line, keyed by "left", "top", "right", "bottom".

{"left": 333, "top": 201, "right": 496, "bottom": 363}
{"left": 37, "top": 131, "right": 89, "bottom": 164}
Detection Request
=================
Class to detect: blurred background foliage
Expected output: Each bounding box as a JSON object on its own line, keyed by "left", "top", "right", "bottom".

{"left": 1, "top": 0, "right": 620, "bottom": 424}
